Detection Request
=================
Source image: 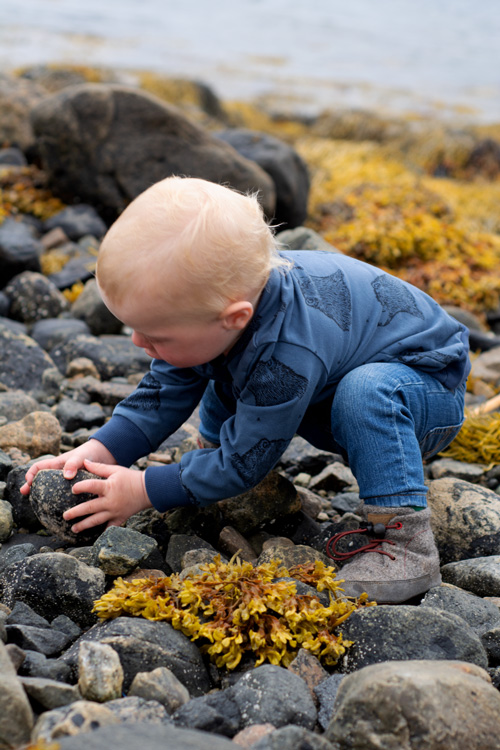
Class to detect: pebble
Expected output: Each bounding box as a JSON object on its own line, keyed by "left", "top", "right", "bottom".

{"left": 77, "top": 641, "right": 124, "bottom": 702}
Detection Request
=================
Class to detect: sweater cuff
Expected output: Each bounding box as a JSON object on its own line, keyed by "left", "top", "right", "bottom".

{"left": 145, "top": 464, "right": 194, "bottom": 512}
{"left": 92, "top": 415, "right": 153, "bottom": 466}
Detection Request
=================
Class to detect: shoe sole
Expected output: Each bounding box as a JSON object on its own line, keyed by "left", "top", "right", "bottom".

{"left": 339, "top": 570, "right": 442, "bottom": 604}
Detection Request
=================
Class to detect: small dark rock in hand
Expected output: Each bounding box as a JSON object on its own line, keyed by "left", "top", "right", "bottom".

{"left": 29, "top": 469, "right": 106, "bottom": 544}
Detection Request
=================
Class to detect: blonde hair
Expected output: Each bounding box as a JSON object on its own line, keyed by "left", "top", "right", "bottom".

{"left": 96, "top": 176, "right": 291, "bottom": 319}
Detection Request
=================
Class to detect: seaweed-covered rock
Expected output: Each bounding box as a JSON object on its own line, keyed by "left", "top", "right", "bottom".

{"left": 29, "top": 468, "right": 106, "bottom": 544}
{"left": 326, "top": 660, "right": 500, "bottom": 750}
{"left": 31, "top": 83, "right": 276, "bottom": 222}
{"left": 427, "top": 478, "right": 500, "bottom": 563}
{"left": 0, "top": 552, "right": 106, "bottom": 627}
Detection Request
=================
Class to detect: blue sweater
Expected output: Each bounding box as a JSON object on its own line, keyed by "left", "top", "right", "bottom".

{"left": 93, "top": 251, "right": 470, "bottom": 511}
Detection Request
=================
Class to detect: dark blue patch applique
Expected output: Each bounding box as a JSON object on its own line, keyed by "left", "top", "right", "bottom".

{"left": 231, "top": 438, "right": 289, "bottom": 484}
{"left": 372, "top": 275, "right": 425, "bottom": 326}
{"left": 247, "top": 358, "right": 308, "bottom": 406}
{"left": 396, "top": 349, "right": 455, "bottom": 367}
{"left": 298, "top": 270, "right": 351, "bottom": 331}
{"left": 121, "top": 372, "right": 161, "bottom": 411}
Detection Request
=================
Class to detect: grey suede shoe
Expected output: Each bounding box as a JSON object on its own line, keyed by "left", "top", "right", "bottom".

{"left": 326, "top": 505, "right": 442, "bottom": 603}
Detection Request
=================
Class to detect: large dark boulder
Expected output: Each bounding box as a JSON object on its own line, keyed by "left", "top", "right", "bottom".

{"left": 31, "top": 84, "right": 276, "bottom": 222}
{"left": 215, "top": 128, "right": 310, "bottom": 228}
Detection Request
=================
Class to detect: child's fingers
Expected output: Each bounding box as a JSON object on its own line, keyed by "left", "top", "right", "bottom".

{"left": 71, "top": 478, "right": 106, "bottom": 498}
{"left": 63, "top": 497, "right": 106, "bottom": 521}
{"left": 70, "top": 510, "right": 111, "bottom": 533}
{"left": 82, "top": 459, "right": 120, "bottom": 478}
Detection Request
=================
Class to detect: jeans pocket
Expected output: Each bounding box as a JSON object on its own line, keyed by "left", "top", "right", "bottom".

{"left": 420, "top": 421, "right": 464, "bottom": 460}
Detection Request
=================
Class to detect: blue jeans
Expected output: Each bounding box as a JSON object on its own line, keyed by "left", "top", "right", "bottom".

{"left": 199, "top": 363, "right": 466, "bottom": 508}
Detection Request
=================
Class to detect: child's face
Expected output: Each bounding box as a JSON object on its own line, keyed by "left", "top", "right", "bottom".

{"left": 130, "top": 316, "right": 238, "bottom": 368}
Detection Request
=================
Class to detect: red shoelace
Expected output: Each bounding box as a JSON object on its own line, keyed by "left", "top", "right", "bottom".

{"left": 326, "top": 520, "right": 403, "bottom": 562}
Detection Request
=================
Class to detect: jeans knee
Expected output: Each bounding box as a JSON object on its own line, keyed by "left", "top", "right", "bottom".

{"left": 333, "top": 364, "right": 394, "bottom": 418}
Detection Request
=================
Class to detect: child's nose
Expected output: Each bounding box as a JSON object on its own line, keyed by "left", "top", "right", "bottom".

{"left": 131, "top": 331, "right": 147, "bottom": 348}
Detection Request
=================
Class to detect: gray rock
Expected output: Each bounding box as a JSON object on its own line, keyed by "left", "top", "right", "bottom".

{"left": 0, "top": 449, "right": 13, "bottom": 482}
{"left": 44, "top": 205, "right": 107, "bottom": 240}
{"left": 330, "top": 491, "right": 361, "bottom": 514}
{"left": 0, "top": 542, "right": 37, "bottom": 575}
{"left": 166, "top": 533, "right": 216, "bottom": 573}
{"left": 92, "top": 525, "right": 159, "bottom": 575}
{"left": 18, "top": 650, "right": 72, "bottom": 682}
{"left": 32, "top": 83, "right": 275, "bottom": 223}
{"left": 0, "top": 391, "right": 41, "bottom": 423}
{"left": 29, "top": 468, "right": 107, "bottom": 544}
{"left": 56, "top": 722, "right": 237, "bottom": 750}
{"left": 71, "top": 278, "right": 123, "bottom": 336}
{"left": 215, "top": 128, "right": 309, "bottom": 228}
{"left": 441, "top": 555, "right": 500, "bottom": 597}
{"left": 172, "top": 690, "right": 241, "bottom": 737}
{"left": 0, "top": 216, "right": 42, "bottom": 286}
{"left": 5, "top": 623, "right": 72, "bottom": 655}
{"left": 0, "top": 640, "right": 34, "bottom": 748}
{"left": 51, "top": 614, "right": 82, "bottom": 641}
{"left": 5, "top": 642, "right": 24, "bottom": 669}
{"left": 231, "top": 664, "right": 316, "bottom": 729}
{"left": 0, "top": 500, "right": 13, "bottom": 542}
{"left": 0, "top": 323, "right": 59, "bottom": 397}
{"left": 105, "top": 695, "right": 171, "bottom": 724}
{"left": 325, "top": 660, "right": 500, "bottom": 750}
{"left": 31, "top": 317, "right": 91, "bottom": 352}
{"left": 0, "top": 72, "right": 45, "bottom": 151}
{"left": 78, "top": 641, "right": 124, "bottom": 702}
{"left": 0, "top": 551, "right": 106, "bottom": 627}
{"left": 4, "top": 465, "right": 45, "bottom": 532}
{"left": 470, "top": 345, "right": 500, "bottom": 385}
{"left": 481, "top": 626, "right": 500, "bottom": 664}
{"left": 55, "top": 397, "right": 106, "bottom": 432}
{"left": 429, "top": 458, "right": 486, "bottom": 481}
{"left": 62, "top": 616, "right": 210, "bottom": 695}
{"left": 252, "top": 725, "right": 336, "bottom": 750}
{"left": 314, "top": 674, "right": 345, "bottom": 731}
{"left": 20, "top": 675, "right": 81, "bottom": 710}
{"left": 428, "top": 478, "right": 500, "bottom": 563}
{"left": 340, "top": 605, "right": 488, "bottom": 672}
{"left": 257, "top": 543, "right": 331, "bottom": 569}
{"left": 58, "top": 333, "right": 151, "bottom": 380}
{"left": 309, "top": 462, "right": 357, "bottom": 493}
{"left": 32, "top": 699, "right": 119, "bottom": 743}
{"left": 6, "top": 600, "right": 51, "bottom": 629}
{"left": 278, "top": 435, "right": 339, "bottom": 475}
{"left": 276, "top": 226, "right": 341, "bottom": 254}
{"left": 4, "top": 271, "right": 70, "bottom": 324}
{"left": 0, "top": 146, "right": 27, "bottom": 167}
{"left": 129, "top": 666, "right": 190, "bottom": 713}
{"left": 218, "top": 472, "right": 301, "bottom": 534}
{"left": 420, "top": 584, "right": 500, "bottom": 634}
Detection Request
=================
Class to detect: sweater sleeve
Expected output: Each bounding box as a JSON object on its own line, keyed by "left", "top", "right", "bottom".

{"left": 91, "top": 359, "right": 208, "bottom": 468}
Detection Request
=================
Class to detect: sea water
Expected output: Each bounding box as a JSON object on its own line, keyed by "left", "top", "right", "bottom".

{"left": 0, "top": 0, "right": 498, "bottom": 121}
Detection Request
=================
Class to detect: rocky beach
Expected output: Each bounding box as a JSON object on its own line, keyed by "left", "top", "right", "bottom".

{"left": 1, "top": 65, "right": 500, "bottom": 749}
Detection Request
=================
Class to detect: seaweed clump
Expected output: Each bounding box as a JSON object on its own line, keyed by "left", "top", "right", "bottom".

{"left": 93, "top": 556, "right": 373, "bottom": 670}
{"left": 0, "top": 164, "right": 64, "bottom": 223}
{"left": 442, "top": 409, "right": 500, "bottom": 466}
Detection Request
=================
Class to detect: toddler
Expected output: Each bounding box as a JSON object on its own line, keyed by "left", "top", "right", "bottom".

{"left": 22, "top": 176, "right": 469, "bottom": 603}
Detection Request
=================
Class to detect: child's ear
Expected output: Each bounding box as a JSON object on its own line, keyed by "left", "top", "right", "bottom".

{"left": 221, "top": 301, "right": 254, "bottom": 331}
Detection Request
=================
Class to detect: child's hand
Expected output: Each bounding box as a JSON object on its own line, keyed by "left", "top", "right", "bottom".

{"left": 20, "top": 439, "right": 116, "bottom": 497}
{"left": 63, "top": 459, "right": 152, "bottom": 533}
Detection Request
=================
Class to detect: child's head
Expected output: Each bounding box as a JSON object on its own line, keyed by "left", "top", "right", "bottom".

{"left": 96, "top": 176, "right": 290, "bottom": 325}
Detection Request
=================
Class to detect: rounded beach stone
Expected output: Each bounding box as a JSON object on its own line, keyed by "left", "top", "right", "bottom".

{"left": 0, "top": 500, "right": 13, "bottom": 542}
{"left": 29, "top": 468, "right": 106, "bottom": 544}
{"left": 78, "top": 641, "right": 124, "bottom": 702}
{"left": 326, "top": 660, "right": 500, "bottom": 750}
